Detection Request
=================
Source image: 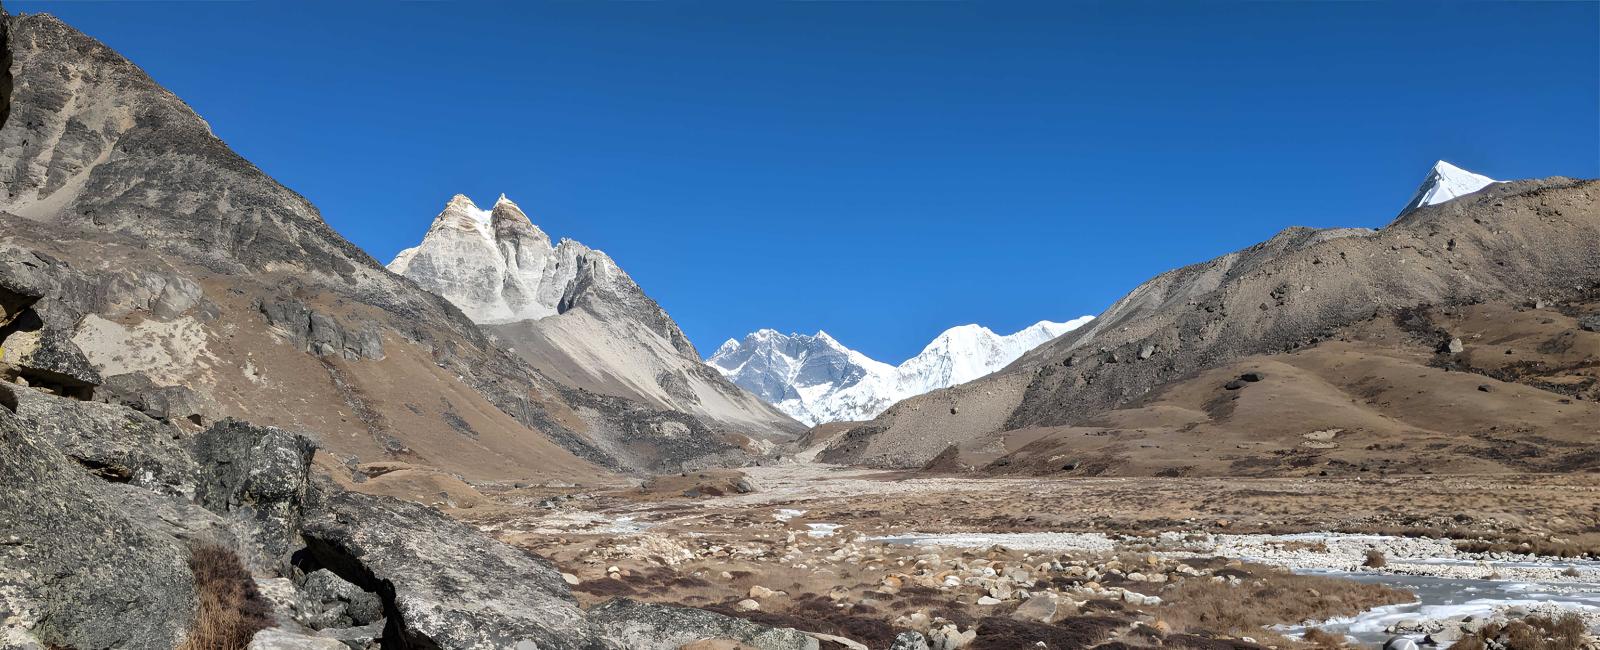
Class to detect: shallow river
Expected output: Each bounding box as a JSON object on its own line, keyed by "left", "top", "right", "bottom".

{"left": 875, "top": 530, "right": 1600, "bottom": 646}
{"left": 1280, "top": 569, "right": 1600, "bottom": 645}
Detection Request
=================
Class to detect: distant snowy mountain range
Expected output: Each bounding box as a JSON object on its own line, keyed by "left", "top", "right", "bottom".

{"left": 707, "top": 318, "right": 1094, "bottom": 426}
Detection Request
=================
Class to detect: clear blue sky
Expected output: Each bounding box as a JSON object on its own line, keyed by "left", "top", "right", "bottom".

{"left": 21, "top": 1, "right": 1599, "bottom": 363}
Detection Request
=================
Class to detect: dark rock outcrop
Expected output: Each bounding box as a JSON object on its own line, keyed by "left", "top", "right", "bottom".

{"left": 193, "top": 419, "right": 317, "bottom": 562}
{"left": 587, "top": 598, "right": 820, "bottom": 650}
{"left": 296, "top": 486, "right": 606, "bottom": 649}
{"left": 98, "top": 371, "right": 218, "bottom": 425}
{"left": 259, "top": 298, "right": 384, "bottom": 361}
{"left": 297, "top": 569, "right": 383, "bottom": 630}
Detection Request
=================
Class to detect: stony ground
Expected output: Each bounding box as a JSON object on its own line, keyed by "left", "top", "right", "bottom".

{"left": 441, "top": 464, "right": 1600, "bottom": 649}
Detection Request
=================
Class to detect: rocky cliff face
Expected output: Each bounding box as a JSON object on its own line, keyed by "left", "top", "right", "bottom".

{"left": 0, "top": 10, "right": 761, "bottom": 475}
{"left": 389, "top": 194, "right": 803, "bottom": 442}
{"left": 1, "top": 376, "right": 819, "bottom": 648}
{"left": 822, "top": 167, "right": 1600, "bottom": 467}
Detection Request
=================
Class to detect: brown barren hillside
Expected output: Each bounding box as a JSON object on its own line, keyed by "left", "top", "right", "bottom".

{"left": 821, "top": 177, "right": 1600, "bottom": 470}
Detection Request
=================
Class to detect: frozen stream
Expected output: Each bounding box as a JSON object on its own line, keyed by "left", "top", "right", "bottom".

{"left": 1280, "top": 570, "right": 1600, "bottom": 645}
{"left": 876, "top": 530, "right": 1600, "bottom": 645}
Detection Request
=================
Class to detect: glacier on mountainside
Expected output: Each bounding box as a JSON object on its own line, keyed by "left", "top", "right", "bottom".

{"left": 708, "top": 317, "right": 1094, "bottom": 426}
{"left": 1399, "top": 160, "right": 1498, "bottom": 215}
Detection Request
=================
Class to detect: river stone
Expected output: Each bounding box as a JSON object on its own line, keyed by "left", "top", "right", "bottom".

{"left": 0, "top": 406, "right": 196, "bottom": 649}
{"left": 1384, "top": 638, "right": 1420, "bottom": 650}
{"left": 297, "top": 485, "right": 605, "bottom": 649}
{"left": 1011, "top": 595, "right": 1059, "bottom": 623}
{"left": 587, "top": 598, "right": 819, "bottom": 650}
{"left": 889, "top": 632, "right": 932, "bottom": 650}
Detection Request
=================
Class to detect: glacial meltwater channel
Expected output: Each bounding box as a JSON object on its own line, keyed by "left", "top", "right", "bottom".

{"left": 876, "top": 530, "right": 1600, "bottom": 646}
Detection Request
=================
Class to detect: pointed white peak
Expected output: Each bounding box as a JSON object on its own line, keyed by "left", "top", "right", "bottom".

{"left": 429, "top": 193, "right": 494, "bottom": 239}
{"left": 490, "top": 193, "right": 544, "bottom": 237}
{"left": 492, "top": 193, "right": 525, "bottom": 217}
{"left": 1401, "top": 160, "right": 1498, "bottom": 214}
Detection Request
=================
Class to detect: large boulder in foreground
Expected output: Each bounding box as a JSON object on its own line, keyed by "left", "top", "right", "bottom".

{"left": 9, "top": 384, "right": 197, "bottom": 494}
{"left": 0, "top": 406, "right": 196, "bottom": 649}
{"left": 193, "top": 419, "right": 317, "bottom": 563}
{"left": 588, "top": 598, "right": 820, "bottom": 650}
{"left": 297, "top": 486, "right": 606, "bottom": 650}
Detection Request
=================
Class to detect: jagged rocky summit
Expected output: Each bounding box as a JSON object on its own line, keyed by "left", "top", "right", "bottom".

{"left": 388, "top": 194, "right": 803, "bottom": 442}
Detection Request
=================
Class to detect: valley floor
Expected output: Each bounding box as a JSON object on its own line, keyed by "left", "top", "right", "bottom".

{"left": 447, "top": 464, "right": 1600, "bottom": 649}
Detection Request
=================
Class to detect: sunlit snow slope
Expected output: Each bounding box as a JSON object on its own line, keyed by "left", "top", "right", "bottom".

{"left": 708, "top": 318, "right": 1093, "bottom": 425}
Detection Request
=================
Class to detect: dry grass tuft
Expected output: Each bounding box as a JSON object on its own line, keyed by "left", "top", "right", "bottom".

{"left": 177, "top": 544, "right": 274, "bottom": 650}
{"left": 1301, "top": 627, "right": 1348, "bottom": 647}
{"left": 1363, "top": 549, "right": 1387, "bottom": 568}
{"left": 1450, "top": 614, "right": 1586, "bottom": 650}
{"left": 1156, "top": 566, "right": 1412, "bottom": 640}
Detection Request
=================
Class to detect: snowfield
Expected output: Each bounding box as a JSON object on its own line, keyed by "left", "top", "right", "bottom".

{"left": 708, "top": 316, "right": 1093, "bottom": 425}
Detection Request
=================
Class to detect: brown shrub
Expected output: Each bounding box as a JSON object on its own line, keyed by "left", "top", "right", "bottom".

{"left": 970, "top": 616, "right": 1124, "bottom": 649}
{"left": 1302, "top": 627, "right": 1348, "bottom": 647}
{"left": 177, "top": 545, "right": 274, "bottom": 650}
{"left": 1157, "top": 566, "right": 1412, "bottom": 638}
{"left": 1449, "top": 614, "right": 1586, "bottom": 650}
{"left": 1363, "top": 549, "right": 1387, "bottom": 568}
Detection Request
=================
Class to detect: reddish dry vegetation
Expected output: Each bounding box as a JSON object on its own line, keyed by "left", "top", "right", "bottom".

{"left": 1155, "top": 567, "right": 1414, "bottom": 643}
{"left": 177, "top": 544, "right": 274, "bottom": 650}
{"left": 1300, "top": 627, "right": 1349, "bottom": 647}
{"left": 1449, "top": 614, "right": 1588, "bottom": 650}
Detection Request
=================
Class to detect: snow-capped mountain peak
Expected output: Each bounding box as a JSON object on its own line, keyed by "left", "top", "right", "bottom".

{"left": 389, "top": 194, "right": 802, "bottom": 439}
{"left": 708, "top": 317, "right": 1094, "bottom": 426}
{"left": 388, "top": 194, "right": 606, "bottom": 324}
{"left": 1400, "top": 160, "right": 1497, "bottom": 215}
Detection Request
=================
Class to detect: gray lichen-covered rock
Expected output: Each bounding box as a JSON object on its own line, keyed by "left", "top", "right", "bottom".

{"left": 193, "top": 419, "right": 316, "bottom": 561}
{"left": 98, "top": 371, "right": 218, "bottom": 425}
{"left": 889, "top": 632, "right": 932, "bottom": 650}
{"left": 9, "top": 384, "right": 197, "bottom": 493}
{"left": 247, "top": 628, "right": 349, "bottom": 650}
{"left": 313, "top": 621, "right": 383, "bottom": 650}
{"left": 99, "top": 271, "right": 207, "bottom": 320}
{"left": 298, "top": 569, "right": 382, "bottom": 630}
{"left": 587, "top": 598, "right": 820, "bottom": 650}
{"left": 0, "top": 406, "right": 196, "bottom": 649}
{"left": 1, "top": 326, "right": 100, "bottom": 397}
{"left": 297, "top": 486, "right": 605, "bottom": 650}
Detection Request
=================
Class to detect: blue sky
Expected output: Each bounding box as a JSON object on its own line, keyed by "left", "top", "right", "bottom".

{"left": 22, "top": 1, "right": 1598, "bottom": 363}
